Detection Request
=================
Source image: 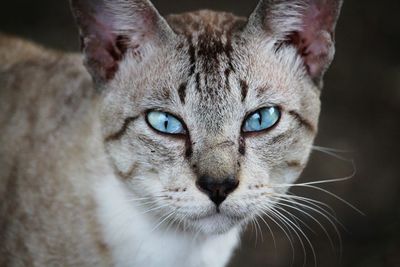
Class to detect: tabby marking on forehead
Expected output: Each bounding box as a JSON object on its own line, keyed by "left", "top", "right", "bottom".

{"left": 0, "top": 0, "right": 344, "bottom": 266}
{"left": 168, "top": 11, "right": 247, "bottom": 107}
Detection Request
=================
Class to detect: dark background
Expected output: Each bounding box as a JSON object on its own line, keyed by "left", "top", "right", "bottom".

{"left": 1, "top": 1, "right": 399, "bottom": 266}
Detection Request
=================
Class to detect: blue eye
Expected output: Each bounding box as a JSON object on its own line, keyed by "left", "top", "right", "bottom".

{"left": 146, "top": 111, "right": 186, "bottom": 135}
{"left": 243, "top": 107, "right": 281, "bottom": 133}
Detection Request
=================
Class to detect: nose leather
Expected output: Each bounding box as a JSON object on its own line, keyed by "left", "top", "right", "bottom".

{"left": 196, "top": 175, "right": 239, "bottom": 206}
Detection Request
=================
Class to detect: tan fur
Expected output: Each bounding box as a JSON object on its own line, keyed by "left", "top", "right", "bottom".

{"left": 0, "top": 34, "right": 112, "bottom": 266}
{"left": 0, "top": 0, "right": 342, "bottom": 265}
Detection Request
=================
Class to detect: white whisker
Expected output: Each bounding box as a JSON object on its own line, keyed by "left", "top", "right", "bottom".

{"left": 254, "top": 215, "right": 264, "bottom": 243}
{"left": 250, "top": 217, "right": 259, "bottom": 245}
{"left": 289, "top": 184, "right": 363, "bottom": 215}
{"left": 312, "top": 145, "right": 353, "bottom": 162}
{"left": 141, "top": 203, "right": 170, "bottom": 215}
{"left": 255, "top": 213, "right": 277, "bottom": 249}
{"left": 273, "top": 203, "right": 315, "bottom": 234}
{"left": 258, "top": 207, "right": 296, "bottom": 265}
{"left": 271, "top": 196, "right": 338, "bottom": 252}
{"left": 278, "top": 193, "right": 337, "bottom": 218}
{"left": 269, "top": 206, "right": 317, "bottom": 267}
{"left": 274, "top": 193, "right": 347, "bottom": 231}
{"left": 274, "top": 159, "right": 357, "bottom": 187}
{"left": 149, "top": 211, "right": 176, "bottom": 234}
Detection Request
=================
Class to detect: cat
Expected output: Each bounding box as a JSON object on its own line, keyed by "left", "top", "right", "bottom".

{"left": 0, "top": 0, "right": 343, "bottom": 266}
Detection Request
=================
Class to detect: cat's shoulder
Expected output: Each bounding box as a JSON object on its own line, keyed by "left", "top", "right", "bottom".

{"left": 0, "top": 33, "right": 86, "bottom": 74}
{"left": 0, "top": 33, "right": 94, "bottom": 142}
{"left": 0, "top": 33, "right": 56, "bottom": 70}
{"left": 0, "top": 32, "right": 91, "bottom": 100}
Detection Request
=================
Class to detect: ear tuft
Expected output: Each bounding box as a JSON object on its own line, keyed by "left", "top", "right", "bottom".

{"left": 246, "top": 0, "right": 343, "bottom": 86}
{"left": 70, "top": 0, "right": 173, "bottom": 85}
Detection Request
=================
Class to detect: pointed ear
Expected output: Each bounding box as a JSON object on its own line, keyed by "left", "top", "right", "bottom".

{"left": 245, "top": 0, "right": 343, "bottom": 86}
{"left": 70, "top": 0, "right": 174, "bottom": 84}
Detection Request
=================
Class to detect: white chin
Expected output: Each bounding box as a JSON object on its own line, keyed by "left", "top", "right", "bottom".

{"left": 190, "top": 213, "right": 241, "bottom": 235}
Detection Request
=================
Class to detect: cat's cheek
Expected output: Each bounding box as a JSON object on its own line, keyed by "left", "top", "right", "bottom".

{"left": 239, "top": 158, "right": 271, "bottom": 187}
{"left": 104, "top": 141, "right": 137, "bottom": 178}
{"left": 157, "top": 166, "right": 195, "bottom": 188}
{"left": 269, "top": 163, "right": 304, "bottom": 187}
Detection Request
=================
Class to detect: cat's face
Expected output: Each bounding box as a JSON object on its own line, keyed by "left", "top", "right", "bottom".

{"left": 71, "top": 0, "right": 342, "bottom": 235}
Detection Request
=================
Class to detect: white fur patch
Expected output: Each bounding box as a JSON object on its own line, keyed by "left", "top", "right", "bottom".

{"left": 95, "top": 175, "right": 240, "bottom": 267}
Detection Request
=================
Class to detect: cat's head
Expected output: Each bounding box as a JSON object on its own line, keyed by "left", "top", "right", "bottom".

{"left": 71, "top": 0, "right": 343, "bottom": 235}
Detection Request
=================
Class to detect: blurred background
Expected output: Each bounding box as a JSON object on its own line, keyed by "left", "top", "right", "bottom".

{"left": 1, "top": 1, "right": 399, "bottom": 266}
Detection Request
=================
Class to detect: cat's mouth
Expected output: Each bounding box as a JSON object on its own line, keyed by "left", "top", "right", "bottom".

{"left": 184, "top": 205, "right": 245, "bottom": 220}
{"left": 198, "top": 209, "right": 245, "bottom": 221}
{"left": 183, "top": 207, "right": 248, "bottom": 234}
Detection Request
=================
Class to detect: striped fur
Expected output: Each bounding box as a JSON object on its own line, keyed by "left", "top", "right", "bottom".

{"left": 0, "top": 0, "right": 342, "bottom": 266}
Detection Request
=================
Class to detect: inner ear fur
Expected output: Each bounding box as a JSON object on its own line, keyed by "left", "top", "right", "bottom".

{"left": 70, "top": 0, "right": 174, "bottom": 84}
{"left": 245, "top": 0, "right": 343, "bottom": 87}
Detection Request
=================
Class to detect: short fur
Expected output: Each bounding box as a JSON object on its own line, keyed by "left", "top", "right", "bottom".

{"left": 0, "top": 0, "right": 343, "bottom": 266}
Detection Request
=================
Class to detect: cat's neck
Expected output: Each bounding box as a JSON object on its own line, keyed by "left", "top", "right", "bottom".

{"left": 94, "top": 175, "right": 240, "bottom": 267}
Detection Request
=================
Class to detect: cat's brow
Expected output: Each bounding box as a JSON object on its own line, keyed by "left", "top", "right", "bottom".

{"left": 178, "top": 82, "right": 187, "bottom": 104}
{"left": 112, "top": 161, "right": 140, "bottom": 180}
{"left": 224, "top": 68, "right": 231, "bottom": 91}
{"left": 256, "top": 85, "right": 272, "bottom": 98}
{"left": 182, "top": 33, "right": 236, "bottom": 95}
{"left": 240, "top": 80, "right": 248, "bottom": 102}
{"left": 186, "top": 37, "right": 196, "bottom": 77}
{"left": 288, "top": 110, "right": 316, "bottom": 132}
{"left": 104, "top": 116, "right": 139, "bottom": 142}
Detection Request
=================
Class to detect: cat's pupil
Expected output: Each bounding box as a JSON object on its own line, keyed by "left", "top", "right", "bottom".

{"left": 257, "top": 112, "right": 262, "bottom": 126}
{"left": 164, "top": 115, "right": 169, "bottom": 130}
